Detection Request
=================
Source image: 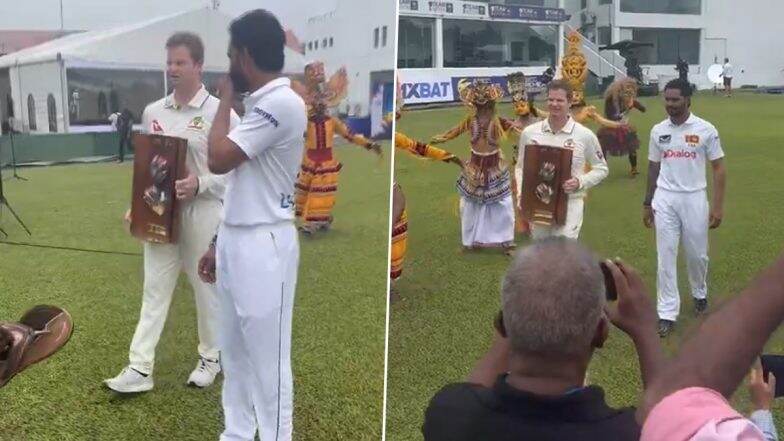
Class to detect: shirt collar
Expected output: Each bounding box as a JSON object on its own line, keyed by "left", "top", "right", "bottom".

{"left": 667, "top": 112, "right": 696, "bottom": 128}
{"left": 243, "top": 77, "right": 291, "bottom": 109}
{"left": 542, "top": 116, "right": 575, "bottom": 134}
{"left": 493, "top": 374, "right": 626, "bottom": 422}
{"left": 164, "top": 84, "right": 210, "bottom": 110}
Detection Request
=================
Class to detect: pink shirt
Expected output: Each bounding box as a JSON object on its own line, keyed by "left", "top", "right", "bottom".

{"left": 642, "top": 387, "right": 766, "bottom": 441}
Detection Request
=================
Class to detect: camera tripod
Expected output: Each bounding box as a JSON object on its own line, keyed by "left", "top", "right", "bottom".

{"left": 5, "top": 129, "right": 27, "bottom": 181}
{"left": 0, "top": 143, "right": 31, "bottom": 238}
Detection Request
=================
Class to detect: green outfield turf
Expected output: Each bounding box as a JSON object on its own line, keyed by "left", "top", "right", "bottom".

{"left": 388, "top": 91, "right": 784, "bottom": 440}
{"left": 0, "top": 143, "right": 390, "bottom": 440}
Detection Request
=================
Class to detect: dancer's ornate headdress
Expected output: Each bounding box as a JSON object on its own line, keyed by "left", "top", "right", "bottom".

{"left": 457, "top": 78, "right": 504, "bottom": 108}
{"left": 561, "top": 31, "right": 588, "bottom": 105}
{"left": 291, "top": 61, "right": 348, "bottom": 115}
{"left": 506, "top": 72, "right": 532, "bottom": 116}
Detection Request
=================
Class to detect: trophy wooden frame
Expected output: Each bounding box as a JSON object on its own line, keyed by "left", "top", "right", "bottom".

{"left": 130, "top": 133, "right": 187, "bottom": 243}
{"left": 521, "top": 144, "right": 573, "bottom": 226}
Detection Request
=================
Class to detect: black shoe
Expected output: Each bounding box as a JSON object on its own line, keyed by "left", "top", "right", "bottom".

{"left": 658, "top": 319, "right": 675, "bottom": 338}
{"left": 694, "top": 298, "right": 708, "bottom": 316}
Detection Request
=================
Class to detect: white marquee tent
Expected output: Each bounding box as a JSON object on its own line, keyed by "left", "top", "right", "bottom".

{"left": 0, "top": 7, "right": 305, "bottom": 133}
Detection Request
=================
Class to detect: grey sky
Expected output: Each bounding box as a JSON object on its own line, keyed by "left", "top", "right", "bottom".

{"left": 0, "top": 0, "right": 336, "bottom": 37}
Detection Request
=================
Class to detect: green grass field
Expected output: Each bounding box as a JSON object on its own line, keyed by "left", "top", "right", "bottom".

{"left": 0, "top": 143, "right": 390, "bottom": 440}
{"left": 388, "top": 92, "right": 784, "bottom": 440}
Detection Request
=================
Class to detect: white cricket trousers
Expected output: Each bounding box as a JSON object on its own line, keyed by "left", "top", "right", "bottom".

{"left": 216, "top": 221, "right": 299, "bottom": 441}
{"left": 530, "top": 197, "right": 585, "bottom": 240}
{"left": 652, "top": 188, "right": 709, "bottom": 321}
{"left": 129, "top": 198, "right": 222, "bottom": 375}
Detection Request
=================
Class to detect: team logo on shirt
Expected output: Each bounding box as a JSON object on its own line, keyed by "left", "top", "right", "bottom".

{"left": 254, "top": 107, "right": 280, "bottom": 128}
{"left": 187, "top": 116, "right": 204, "bottom": 130}
{"left": 658, "top": 134, "right": 671, "bottom": 144}
{"left": 563, "top": 138, "right": 575, "bottom": 149}
{"left": 685, "top": 134, "right": 700, "bottom": 146}
{"left": 151, "top": 119, "right": 163, "bottom": 133}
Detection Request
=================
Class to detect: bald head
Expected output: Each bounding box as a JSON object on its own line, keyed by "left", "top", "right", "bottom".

{"left": 502, "top": 238, "right": 606, "bottom": 357}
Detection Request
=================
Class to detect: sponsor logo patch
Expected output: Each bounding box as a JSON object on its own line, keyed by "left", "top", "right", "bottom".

{"left": 253, "top": 107, "right": 279, "bottom": 128}
{"left": 658, "top": 134, "right": 671, "bottom": 144}
{"left": 151, "top": 120, "right": 163, "bottom": 133}
{"left": 663, "top": 149, "right": 697, "bottom": 159}
{"left": 280, "top": 193, "right": 294, "bottom": 209}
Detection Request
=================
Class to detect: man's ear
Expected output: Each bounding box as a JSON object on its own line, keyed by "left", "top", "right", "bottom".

{"left": 239, "top": 47, "right": 254, "bottom": 73}
{"left": 592, "top": 315, "right": 609, "bottom": 349}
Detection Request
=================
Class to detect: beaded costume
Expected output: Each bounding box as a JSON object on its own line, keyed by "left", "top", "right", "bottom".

{"left": 430, "top": 79, "right": 516, "bottom": 250}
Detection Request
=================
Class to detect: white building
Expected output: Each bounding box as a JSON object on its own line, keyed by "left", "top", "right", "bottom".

{"left": 0, "top": 7, "right": 305, "bottom": 134}
{"left": 564, "top": 0, "right": 784, "bottom": 89}
{"left": 397, "top": 0, "right": 569, "bottom": 104}
{"left": 304, "top": 0, "right": 397, "bottom": 125}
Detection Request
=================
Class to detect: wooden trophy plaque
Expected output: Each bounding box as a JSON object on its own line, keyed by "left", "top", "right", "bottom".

{"left": 130, "top": 133, "right": 187, "bottom": 243}
{"left": 521, "top": 144, "right": 573, "bottom": 226}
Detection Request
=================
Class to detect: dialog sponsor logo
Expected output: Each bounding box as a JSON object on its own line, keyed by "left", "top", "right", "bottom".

{"left": 663, "top": 149, "right": 697, "bottom": 159}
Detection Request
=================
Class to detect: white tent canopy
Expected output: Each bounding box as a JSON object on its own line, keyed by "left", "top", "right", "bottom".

{"left": 0, "top": 7, "right": 305, "bottom": 74}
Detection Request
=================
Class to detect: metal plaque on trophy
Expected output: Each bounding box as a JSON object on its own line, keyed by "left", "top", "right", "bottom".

{"left": 521, "top": 144, "right": 573, "bottom": 226}
{"left": 130, "top": 133, "right": 187, "bottom": 243}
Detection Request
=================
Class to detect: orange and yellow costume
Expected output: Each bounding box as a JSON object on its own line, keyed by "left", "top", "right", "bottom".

{"left": 506, "top": 72, "right": 547, "bottom": 235}
{"left": 561, "top": 32, "right": 624, "bottom": 130}
{"left": 390, "top": 81, "right": 462, "bottom": 281}
{"left": 292, "top": 62, "right": 381, "bottom": 233}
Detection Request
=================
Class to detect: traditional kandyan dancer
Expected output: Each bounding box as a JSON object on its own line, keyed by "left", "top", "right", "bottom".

{"left": 561, "top": 31, "right": 625, "bottom": 131}
{"left": 597, "top": 77, "right": 647, "bottom": 177}
{"left": 291, "top": 61, "right": 382, "bottom": 234}
{"left": 506, "top": 72, "right": 547, "bottom": 235}
{"left": 430, "top": 79, "right": 517, "bottom": 253}
{"left": 390, "top": 79, "right": 462, "bottom": 283}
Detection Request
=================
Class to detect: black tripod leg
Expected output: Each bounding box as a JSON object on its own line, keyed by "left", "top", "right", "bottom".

{"left": 9, "top": 136, "right": 26, "bottom": 181}
{"left": 1, "top": 199, "right": 31, "bottom": 236}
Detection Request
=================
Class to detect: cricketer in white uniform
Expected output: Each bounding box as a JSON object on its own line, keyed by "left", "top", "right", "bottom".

{"left": 643, "top": 79, "right": 726, "bottom": 337}
{"left": 105, "top": 32, "right": 239, "bottom": 393}
{"left": 198, "top": 10, "right": 306, "bottom": 441}
{"left": 517, "top": 81, "right": 608, "bottom": 239}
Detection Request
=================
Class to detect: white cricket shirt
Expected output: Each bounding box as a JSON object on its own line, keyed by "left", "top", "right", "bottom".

{"left": 141, "top": 84, "right": 239, "bottom": 202}
{"left": 648, "top": 113, "right": 724, "bottom": 193}
{"left": 722, "top": 63, "right": 734, "bottom": 78}
{"left": 517, "top": 116, "right": 609, "bottom": 199}
{"left": 223, "top": 77, "right": 307, "bottom": 226}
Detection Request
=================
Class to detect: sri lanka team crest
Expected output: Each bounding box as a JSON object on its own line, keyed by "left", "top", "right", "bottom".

{"left": 187, "top": 116, "right": 204, "bottom": 130}
{"left": 685, "top": 134, "right": 700, "bottom": 145}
